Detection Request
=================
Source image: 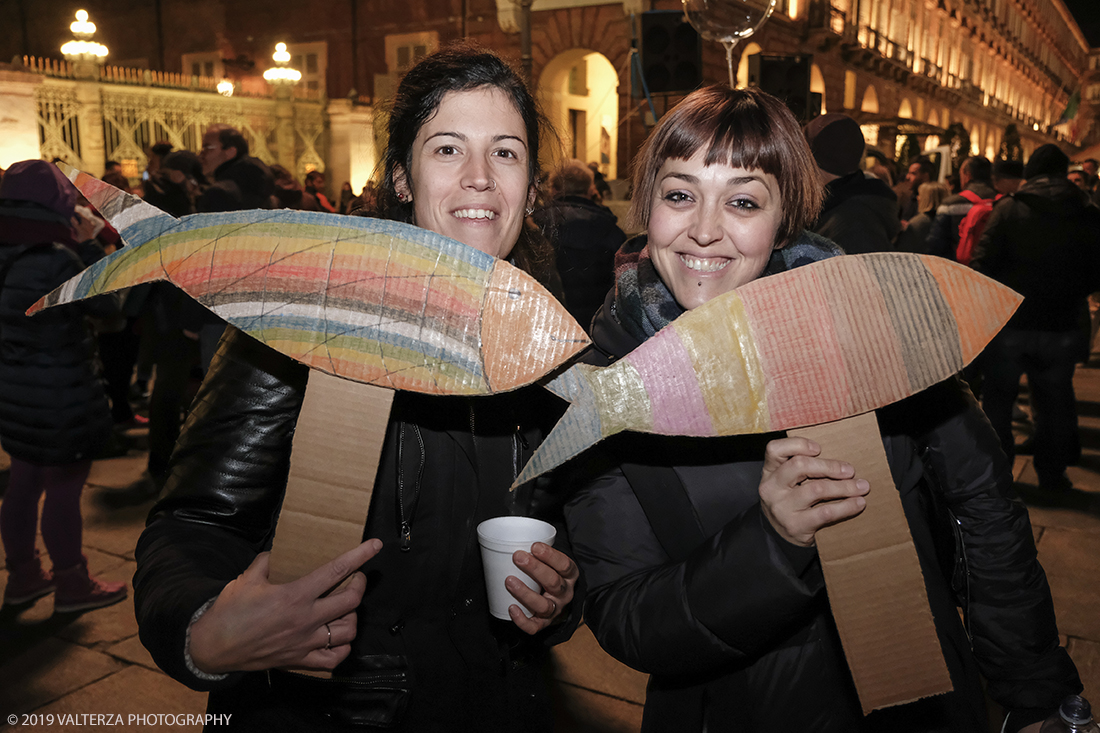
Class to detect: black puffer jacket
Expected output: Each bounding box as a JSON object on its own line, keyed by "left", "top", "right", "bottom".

{"left": 970, "top": 175, "right": 1100, "bottom": 332}
{"left": 0, "top": 238, "right": 119, "bottom": 464}
{"left": 532, "top": 195, "right": 626, "bottom": 332}
{"left": 133, "top": 327, "right": 582, "bottom": 732}
{"left": 563, "top": 289, "right": 1080, "bottom": 733}
{"left": 812, "top": 172, "right": 900, "bottom": 254}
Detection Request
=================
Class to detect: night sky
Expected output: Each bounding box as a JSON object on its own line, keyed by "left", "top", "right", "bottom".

{"left": 1064, "top": 0, "right": 1100, "bottom": 48}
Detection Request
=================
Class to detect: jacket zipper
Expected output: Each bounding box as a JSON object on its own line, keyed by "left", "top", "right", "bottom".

{"left": 396, "top": 423, "right": 425, "bottom": 551}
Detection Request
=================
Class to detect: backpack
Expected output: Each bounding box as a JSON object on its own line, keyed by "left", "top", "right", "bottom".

{"left": 955, "top": 190, "right": 1001, "bottom": 266}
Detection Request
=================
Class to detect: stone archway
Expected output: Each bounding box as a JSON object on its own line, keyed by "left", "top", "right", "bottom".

{"left": 810, "top": 64, "right": 827, "bottom": 114}
{"left": 539, "top": 49, "right": 620, "bottom": 181}
{"left": 736, "top": 43, "right": 764, "bottom": 89}
{"left": 861, "top": 84, "right": 879, "bottom": 114}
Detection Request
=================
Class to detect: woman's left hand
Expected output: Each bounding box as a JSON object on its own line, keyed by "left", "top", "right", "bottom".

{"left": 505, "top": 542, "right": 579, "bottom": 634}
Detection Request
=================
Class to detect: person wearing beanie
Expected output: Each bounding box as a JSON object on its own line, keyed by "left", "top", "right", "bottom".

{"left": 0, "top": 160, "right": 129, "bottom": 612}
{"left": 926, "top": 156, "right": 997, "bottom": 260}
{"left": 804, "top": 113, "right": 900, "bottom": 254}
{"left": 970, "top": 143, "right": 1100, "bottom": 492}
{"left": 992, "top": 159, "right": 1025, "bottom": 195}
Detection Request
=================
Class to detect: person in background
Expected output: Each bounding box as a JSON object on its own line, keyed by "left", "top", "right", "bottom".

{"left": 993, "top": 159, "right": 1025, "bottom": 195}
{"left": 144, "top": 151, "right": 206, "bottom": 218}
{"left": 563, "top": 84, "right": 1080, "bottom": 733}
{"left": 133, "top": 44, "right": 581, "bottom": 732}
{"left": 0, "top": 160, "right": 128, "bottom": 612}
{"left": 588, "top": 161, "right": 612, "bottom": 204}
{"left": 143, "top": 142, "right": 174, "bottom": 190}
{"left": 926, "top": 156, "right": 995, "bottom": 260}
{"left": 354, "top": 181, "right": 379, "bottom": 215}
{"left": 192, "top": 124, "right": 275, "bottom": 372}
{"left": 137, "top": 150, "right": 207, "bottom": 498}
{"left": 103, "top": 161, "right": 129, "bottom": 193}
{"left": 1080, "top": 158, "right": 1100, "bottom": 208}
{"left": 269, "top": 164, "right": 319, "bottom": 211}
{"left": 895, "top": 180, "right": 949, "bottom": 254}
{"left": 1081, "top": 158, "right": 1099, "bottom": 189}
{"left": 338, "top": 181, "right": 356, "bottom": 214}
{"left": 1068, "top": 166, "right": 1090, "bottom": 193}
{"left": 805, "top": 113, "right": 899, "bottom": 254}
{"left": 971, "top": 144, "right": 1100, "bottom": 493}
{"left": 197, "top": 124, "right": 274, "bottom": 213}
{"left": 532, "top": 159, "right": 625, "bottom": 332}
{"left": 899, "top": 157, "right": 936, "bottom": 223}
{"left": 304, "top": 170, "right": 336, "bottom": 213}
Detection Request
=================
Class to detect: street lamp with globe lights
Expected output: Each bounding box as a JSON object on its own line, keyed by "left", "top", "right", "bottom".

{"left": 61, "top": 9, "right": 108, "bottom": 78}
{"left": 263, "top": 43, "right": 302, "bottom": 90}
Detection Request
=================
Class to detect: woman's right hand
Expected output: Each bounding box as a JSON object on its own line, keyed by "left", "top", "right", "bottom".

{"left": 189, "top": 539, "right": 383, "bottom": 674}
{"left": 758, "top": 438, "right": 869, "bottom": 547}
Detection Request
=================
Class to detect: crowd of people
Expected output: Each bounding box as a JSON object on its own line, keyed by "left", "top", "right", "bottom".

{"left": 1, "top": 41, "right": 1097, "bottom": 733}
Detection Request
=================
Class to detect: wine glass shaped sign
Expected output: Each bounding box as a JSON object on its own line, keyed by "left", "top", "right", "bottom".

{"left": 682, "top": 0, "right": 777, "bottom": 87}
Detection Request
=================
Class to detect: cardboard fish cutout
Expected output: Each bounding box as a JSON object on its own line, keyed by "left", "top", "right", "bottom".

{"left": 515, "top": 252, "right": 1022, "bottom": 486}
{"left": 36, "top": 167, "right": 589, "bottom": 395}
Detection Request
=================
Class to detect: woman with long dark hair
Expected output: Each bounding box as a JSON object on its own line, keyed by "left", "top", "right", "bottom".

{"left": 133, "top": 44, "right": 580, "bottom": 732}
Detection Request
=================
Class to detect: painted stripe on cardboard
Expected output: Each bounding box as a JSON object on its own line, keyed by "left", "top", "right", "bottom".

{"left": 678, "top": 291, "right": 769, "bottom": 434}
{"left": 740, "top": 270, "right": 846, "bottom": 430}
{"left": 816, "top": 256, "right": 911, "bottom": 415}
{"left": 625, "top": 328, "right": 714, "bottom": 436}
{"left": 863, "top": 254, "right": 961, "bottom": 392}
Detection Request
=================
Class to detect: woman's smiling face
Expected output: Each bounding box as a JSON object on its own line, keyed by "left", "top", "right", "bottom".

{"left": 398, "top": 87, "right": 533, "bottom": 260}
{"left": 647, "top": 151, "right": 784, "bottom": 310}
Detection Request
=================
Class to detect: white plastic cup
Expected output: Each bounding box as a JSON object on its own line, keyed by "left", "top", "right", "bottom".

{"left": 476, "top": 516, "right": 557, "bottom": 620}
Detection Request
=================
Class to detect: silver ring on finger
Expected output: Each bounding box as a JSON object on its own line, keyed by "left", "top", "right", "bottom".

{"left": 324, "top": 622, "right": 332, "bottom": 650}
{"left": 547, "top": 599, "right": 557, "bottom": 618}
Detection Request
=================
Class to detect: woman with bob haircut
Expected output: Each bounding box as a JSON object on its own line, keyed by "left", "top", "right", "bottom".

{"left": 133, "top": 43, "right": 581, "bottom": 732}
{"left": 563, "top": 85, "right": 1079, "bottom": 733}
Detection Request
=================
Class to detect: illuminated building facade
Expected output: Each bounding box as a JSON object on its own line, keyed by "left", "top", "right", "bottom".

{"left": 1, "top": 0, "right": 1096, "bottom": 179}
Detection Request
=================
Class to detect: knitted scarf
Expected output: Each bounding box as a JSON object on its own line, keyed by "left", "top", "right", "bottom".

{"left": 612, "top": 230, "right": 844, "bottom": 342}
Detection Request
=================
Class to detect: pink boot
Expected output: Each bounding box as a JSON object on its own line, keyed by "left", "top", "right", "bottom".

{"left": 53, "top": 556, "right": 127, "bottom": 613}
{"left": 3, "top": 553, "right": 56, "bottom": 607}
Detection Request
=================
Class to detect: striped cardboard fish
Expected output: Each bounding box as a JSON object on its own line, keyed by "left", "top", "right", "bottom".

{"left": 34, "top": 166, "right": 590, "bottom": 395}
{"left": 515, "top": 252, "right": 1022, "bottom": 485}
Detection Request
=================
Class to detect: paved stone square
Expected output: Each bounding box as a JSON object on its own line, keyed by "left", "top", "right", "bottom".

{"left": 2, "top": 364, "right": 1098, "bottom": 732}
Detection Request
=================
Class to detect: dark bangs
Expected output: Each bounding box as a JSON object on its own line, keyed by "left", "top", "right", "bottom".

{"left": 629, "top": 85, "right": 822, "bottom": 246}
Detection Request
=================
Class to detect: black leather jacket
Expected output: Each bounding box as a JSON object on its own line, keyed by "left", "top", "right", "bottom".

{"left": 563, "top": 292, "right": 1081, "bottom": 733}
{"left": 134, "top": 327, "right": 581, "bottom": 732}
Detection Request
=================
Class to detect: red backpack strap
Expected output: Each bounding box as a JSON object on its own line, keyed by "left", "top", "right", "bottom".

{"left": 957, "top": 189, "right": 985, "bottom": 205}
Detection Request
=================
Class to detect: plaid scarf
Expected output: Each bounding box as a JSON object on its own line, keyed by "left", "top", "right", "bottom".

{"left": 612, "top": 230, "right": 844, "bottom": 342}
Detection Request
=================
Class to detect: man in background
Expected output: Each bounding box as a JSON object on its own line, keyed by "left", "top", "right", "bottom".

{"left": 804, "top": 113, "right": 899, "bottom": 254}
{"left": 971, "top": 144, "right": 1100, "bottom": 492}
{"left": 532, "top": 160, "right": 625, "bottom": 332}
{"left": 304, "top": 170, "right": 337, "bottom": 213}
{"left": 192, "top": 124, "right": 275, "bottom": 371}
{"left": 899, "top": 157, "right": 936, "bottom": 223}
{"left": 197, "top": 124, "right": 274, "bottom": 213}
{"left": 992, "top": 159, "right": 1025, "bottom": 195}
{"left": 926, "top": 156, "right": 995, "bottom": 260}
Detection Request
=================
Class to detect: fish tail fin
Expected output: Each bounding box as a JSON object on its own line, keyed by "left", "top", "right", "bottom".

{"left": 540, "top": 364, "right": 586, "bottom": 403}
{"left": 58, "top": 163, "right": 178, "bottom": 245}
{"left": 513, "top": 365, "right": 607, "bottom": 488}
{"left": 27, "top": 238, "right": 165, "bottom": 315}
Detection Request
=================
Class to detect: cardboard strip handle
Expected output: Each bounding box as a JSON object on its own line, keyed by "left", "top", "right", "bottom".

{"left": 790, "top": 412, "right": 953, "bottom": 713}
